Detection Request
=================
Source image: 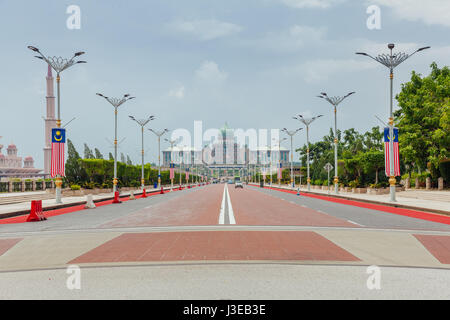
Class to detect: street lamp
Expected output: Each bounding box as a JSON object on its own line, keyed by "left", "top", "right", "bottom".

{"left": 317, "top": 91, "right": 355, "bottom": 194}
{"left": 97, "top": 93, "right": 135, "bottom": 197}
{"left": 129, "top": 115, "right": 155, "bottom": 191}
{"left": 149, "top": 128, "right": 169, "bottom": 189}
{"left": 165, "top": 137, "right": 180, "bottom": 190}
{"left": 28, "top": 46, "right": 86, "bottom": 204}
{"left": 282, "top": 128, "right": 302, "bottom": 188}
{"left": 356, "top": 43, "right": 430, "bottom": 202}
{"left": 273, "top": 137, "right": 287, "bottom": 186}
{"left": 293, "top": 114, "right": 323, "bottom": 191}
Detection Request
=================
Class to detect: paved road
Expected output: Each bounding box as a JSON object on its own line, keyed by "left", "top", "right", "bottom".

{"left": 1, "top": 183, "right": 449, "bottom": 299}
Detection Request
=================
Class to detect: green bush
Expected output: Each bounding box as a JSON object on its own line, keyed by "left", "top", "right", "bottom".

{"left": 70, "top": 184, "right": 81, "bottom": 190}
{"left": 322, "top": 180, "right": 329, "bottom": 186}
{"left": 314, "top": 179, "right": 322, "bottom": 186}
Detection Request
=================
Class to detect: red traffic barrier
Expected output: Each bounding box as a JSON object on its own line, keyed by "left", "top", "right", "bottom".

{"left": 179, "top": 185, "right": 182, "bottom": 190}
{"left": 27, "top": 200, "right": 46, "bottom": 222}
{"left": 113, "top": 191, "right": 122, "bottom": 203}
{"left": 142, "top": 188, "right": 147, "bottom": 198}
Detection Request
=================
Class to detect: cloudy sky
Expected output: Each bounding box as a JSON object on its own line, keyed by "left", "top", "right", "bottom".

{"left": 0, "top": 0, "right": 449, "bottom": 167}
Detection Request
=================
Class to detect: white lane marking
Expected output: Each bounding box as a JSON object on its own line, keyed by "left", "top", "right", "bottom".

{"left": 225, "top": 184, "right": 236, "bottom": 224}
{"left": 289, "top": 201, "right": 296, "bottom": 204}
{"left": 218, "top": 184, "right": 227, "bottom": 225}
{"left": 317, "top": 210, "right": 330, "bottom": 216}
{"left": 347, "top": 220, "right": 364, "bottom": 227}
{"left": 301, "top": 205, "right": 308, "bottom": 208}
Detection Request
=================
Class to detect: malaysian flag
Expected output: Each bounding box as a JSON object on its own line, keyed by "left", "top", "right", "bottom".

{"left": 384, "top": 127, "right": 400, "bottom": 177}
{"left": 170, "top": 163, "right": 175, "bottom": 179}
{"left": 277, "top": 163, "right": 283, "bottom": 180}
{"left": 51, "top": 128, "right": 66, "bottom": 177}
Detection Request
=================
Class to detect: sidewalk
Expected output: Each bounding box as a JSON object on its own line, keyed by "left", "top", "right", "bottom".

{"left": 250, "top": 183, "right": 450, "bottom": 215}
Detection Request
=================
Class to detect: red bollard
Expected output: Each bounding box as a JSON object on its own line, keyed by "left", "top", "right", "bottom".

{"left": 142, "top": 188, "right": 147, "bottom": 198}
{"left": 113, "top": 191, "right": 122, "bottom": 203}
{"left": 179, "top": 185, "right": 182, "bottom": 190}
{"left": 160, "top": 186, "right": 164, "bottom": 194}
{"left": 27, "top": 200, "right": 46, "bottom": 222}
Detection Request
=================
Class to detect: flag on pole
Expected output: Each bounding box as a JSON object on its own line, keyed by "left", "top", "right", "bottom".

{"left": 384, "top": 127, "right": 400, "bottom": 177}
{"left": 51, "top": 128, "right": 66, "bottom": 177}
{"left": 277, "top": 163, "right": 283, "bottom": 180}
{"left": 185, "top": 168, "right": 190, "bottom": 181}
{"left": 170, "top": 163, "right": 175, "bottom": 179}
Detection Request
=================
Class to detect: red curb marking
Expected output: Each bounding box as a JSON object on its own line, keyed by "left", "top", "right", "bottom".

{"left": 0, "top": 238, "right": 23, "bottom": 256}
{"left": 262, "top": 186, "right": 450, "bottom": 225}
{"left": 0, "top": 188, "right": 172, "bottom": 225}
{"left": 69, "top": 231, "right": 360, "bottom": 264}
{"left": 414, "top": 234, "right": 450, "bottom": 264}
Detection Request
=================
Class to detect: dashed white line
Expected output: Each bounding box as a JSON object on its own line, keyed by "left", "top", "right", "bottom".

{"left": 347, "top": 220, "right": 364, "bottom": 227}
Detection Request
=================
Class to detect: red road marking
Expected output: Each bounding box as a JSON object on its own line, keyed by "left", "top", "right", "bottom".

{"left": 262, "top": 186, "right": 450, "bottom": 225}
{"left": 0, "top": 238, "right": 22, "bottom": 256}
{"left": 0, "top": 189, "right": 170, "bottom": 225}
{"left": 69, "top": 231, "right": 360, "bottom": 263}
{"left": 414, "top": 234, "right": 450, "bottom": 264}
{"left": 228, "top": 186, "right": 356, "bottom": 227}
{"left": 100, "top": 184, "right": 223, "bottom": 228}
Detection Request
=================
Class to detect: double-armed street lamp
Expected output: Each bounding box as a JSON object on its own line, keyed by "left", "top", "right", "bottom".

{"left": 317, "top": 92, "right": 355, "bottom": 194}
{"left": 28, "top": 46, "right": 86, "bottom": 204}
{"left": 129, "top": 115, "right": 155, "bottom": 190}
{"left": 149, "top": 128, "right": 169, "bottom": 189}
{"left": 293, "top": 115, "right": 323, "bottom": 191}
{"left": 356, "top": 43, "right": 430, "bottom": 202}
{"left": 96, "top": 93, "right": 135, "bottom": 196}
{"left": 273, "top": 137, "right": 287, "bottom": 186}
{"left": 282, "top": 128, "right": 302, "bottom": 188}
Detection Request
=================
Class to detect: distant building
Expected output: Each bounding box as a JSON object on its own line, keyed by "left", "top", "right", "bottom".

{"left": 0, "top": 142, "right": 43, "bottom": 179}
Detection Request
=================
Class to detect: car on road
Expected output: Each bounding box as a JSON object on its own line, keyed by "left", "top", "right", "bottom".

{"left": 235, "top": 181, "right": 243, "bottom": 188}
{"left": 227, "top": 179, "right": 234, "bottom": 184}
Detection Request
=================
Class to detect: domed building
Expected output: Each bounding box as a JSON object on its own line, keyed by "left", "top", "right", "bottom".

{"left": 0, "top": 140, "right": 43, "bottom": 179}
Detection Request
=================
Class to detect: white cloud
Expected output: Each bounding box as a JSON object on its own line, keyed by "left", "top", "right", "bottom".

{"left": 242, "top": 25, "right": 327, "bottom": 53}
{"left": 195, "top": 61, "right": 228, "bottom": 82}
{"left": 288, "top": 58, "right": 377, "bottom": 83}
{"left": 169, "top": 85, "right": 185, "bottom": 99}
{"left": 370, "top": 0, "right": 450, "bottom": 27}
{"left": 281, "top": 0, "right": 346, "bottom": 9}
{"left": 168, "top": 19, "right": 242, "bottom": 41}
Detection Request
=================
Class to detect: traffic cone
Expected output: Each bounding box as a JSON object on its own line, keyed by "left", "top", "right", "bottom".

{"left": 142, "top": 188, "right": 147, "bottom": 198}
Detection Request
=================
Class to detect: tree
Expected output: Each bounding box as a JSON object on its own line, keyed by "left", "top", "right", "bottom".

{"left": 120, "top": 153, "right": 126, "bottom": 163}
{"left": 94, "top": 148, "right": 104, "bottom": 159}
{"left": 83, "top": 143, "right": 94, "bottom": 159}
{"left": 126, "top": 155, "right": 133, "bottom": 165}
{"left": 395, "top": 62, "right": 450, "bottom": 179}
{"left": 108, "top": 152, "right": 114, "bottom": 161}
{"left": 65, "top": 139, "right": 87, "bottom": 184}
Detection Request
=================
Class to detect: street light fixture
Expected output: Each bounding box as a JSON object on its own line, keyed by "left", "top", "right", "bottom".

{"left": 149, "top": 128, "right": 169, "bottom": 189}
{"left": 293, "top": 114, "right": 323, "bottom": 191}
{"left": 282, "top": 128, "right": 303, "bottom": 188}
{"left": 165, "top": 137, "right": 181, "bottom": 190}
{"left": 272, "top": 137, "right": 287, "bottom": 186}
{"left": 28, "top": 46, "right": 86, "bottom": 204}
{"left": 317, "top": 91, "right": 355, "bottom": 194}
{"left": 97, "top": 93, "right": 135, "bottom": 196}
{"left": 356, "top": 43, "right": 430, "bottom": 202}
{"left": 129, "top": 115, "right": 155, "bottom": 191}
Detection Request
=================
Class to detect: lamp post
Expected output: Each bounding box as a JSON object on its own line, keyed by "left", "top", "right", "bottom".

{"left": 293, "top": 115, "right": 323, "bottom": 191}
{"left": 96, "top": 93, "right": 135, "bottom": 196}
{"left": 317, "top": 92, "right": 355, "bottom": 194}
{"left": 129, "top": 115, "right": 155, "bottom": 190}
{"left": 149, "top": 128, "right": 169, "bottom": 189}
{"left": 273, "top": 137, "right": 287, "bottom": 186}
{"left": 282, "top": 128, "right": 303, "bottom": 188}
{"left": 28, "top": 46, "right": 86, "bottom": 204}
{"left": 356, "top": 44, "right": 430, "bottom": 202}
{"left": 165, "top": 138, "right": 180, "bottom": 191}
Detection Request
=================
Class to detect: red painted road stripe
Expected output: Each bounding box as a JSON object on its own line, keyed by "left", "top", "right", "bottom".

{"left": 0, "top": 188, "right": 181, "bottom": 225}
{"left": 414, "top": 234, "right": 450, "bottom": 264}
{"left": 69, "top": 231, "right": 360, "bottom": 264}
{"left": 0, "top": 238, "right": 22, "bottom": 256}
{"left": 262, "top": 186, "right": 450, "bottom": 225}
